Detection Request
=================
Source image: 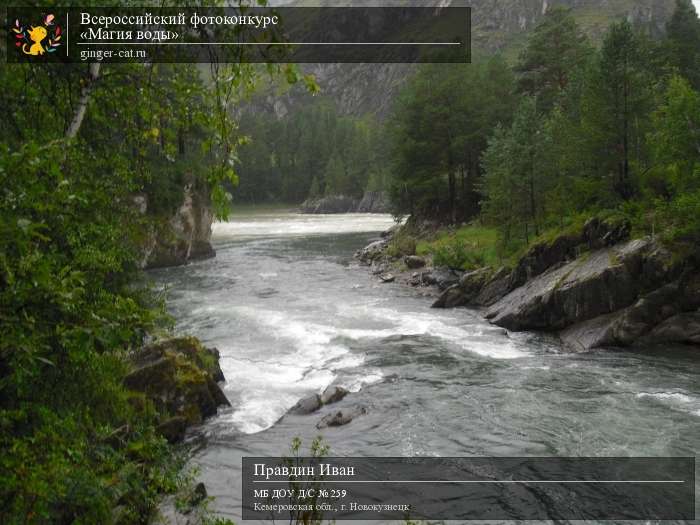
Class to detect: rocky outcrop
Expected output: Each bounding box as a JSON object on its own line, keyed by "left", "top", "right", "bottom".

{"left": 486, "top": 239, "right": 655, "bottom": 331}
{"left": 430, "top": 218, "right": 632, "bottom": 310}
{"left": 561, "top": 272, "right": 700, "bottom": 350}
{"left": 432, "top": 266, "right": 510, "bottom": 309}
{"left": 509, "top": 216, "right": 631, "bottom": 289}
{"left": 300, "top": 192, "right": 390, "bottom": 214}
{"left": 356, "top": 238, "right": 389, "bottom": 264}
{"left": 140, "top": 185, "right": 216, "bottom": 269}
{"left": 356, "top": 191, "right": 390, "bottom": 213}
{"left": 485, "top": 237, "right": 700, "bottom": 350}
{"left": 358, "top": 217, "right": 698, "bottom": 351}
{"left": 125, "top": 336, "right": 229, "bottom": 443}
{"left": 300, "top": 195, "right": 358, "bottom": 214}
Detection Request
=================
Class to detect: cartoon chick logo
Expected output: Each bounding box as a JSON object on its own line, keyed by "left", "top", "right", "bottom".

{"left": 12, "top": 14, "right": 62, "bottom": 56}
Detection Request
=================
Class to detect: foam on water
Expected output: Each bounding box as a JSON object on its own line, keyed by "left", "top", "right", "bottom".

{"left": 213, "top": 213, "right": 397, "bottom": 240}
{"left": 636, "top": 391, "right": 700, "bottom": 417}
{"left": 219, "top": 306, "right": 375, "bottom": 433}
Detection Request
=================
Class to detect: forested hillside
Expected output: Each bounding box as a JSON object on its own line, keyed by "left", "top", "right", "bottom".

{"left": 389, "top": 0, "right": 700, "bottom": 262}
{"left": 235, "top": 101, "right": 389, "bottom": 203}
{"left": 236, "top": 0, "right": 680, "bottom": 208}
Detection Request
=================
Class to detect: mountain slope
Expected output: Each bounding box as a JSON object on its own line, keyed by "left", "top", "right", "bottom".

{"left": 259, "top": 0, "right": 675, "bottom": 117}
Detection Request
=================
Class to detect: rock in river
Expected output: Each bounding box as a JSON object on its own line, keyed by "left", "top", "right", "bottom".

{"left": 289, "top": 394, "right": 323, "bottom": 415}
{"left": 320, "top": 385, "right": 349, "bottom": 405}
{"left": 316, "top": 406, "right": 367, "bottom": 429}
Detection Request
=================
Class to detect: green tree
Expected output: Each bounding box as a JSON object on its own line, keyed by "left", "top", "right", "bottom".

{"left": 666, "top": 0, "right": 700, "bottom": 90}
{"left": 388, "top": 60, "right": 516, "bottom": 223}
{"left": 581, "top": 21, "right": 654, "bottom": 201}
{"left": 647, "top": 76, "right": 700, "bottom": 240}
{"left": 481, "top": 97, "right": 550, "bottom": 245}
{"left": 515, "top": 6, "right": 590, "bottom": 112}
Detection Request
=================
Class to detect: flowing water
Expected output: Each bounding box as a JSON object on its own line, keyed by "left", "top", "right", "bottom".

{"left": 150, "top": 211, "right": 700, "bottom": 522}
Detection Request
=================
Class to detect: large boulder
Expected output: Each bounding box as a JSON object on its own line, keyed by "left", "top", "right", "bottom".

{"left": 124, "top": 337, "right": 230, "bottom": 439}
{"left": 642, "top": 312, "right": 700, "bottom": 345}
{"left": 289, "top": 394, "right": 323, "bottom": 415}
{"left": 432, "top": 267, "right": 493, "bottom": 308}
{"left": 475, "top": 267, "right": 512, "bottom": 307}
{"left": 421, "top": 267, "right": 462, "bottom": 290}
{"left": 355, "top": 239, "right": 388, "bottom": 264}
{"left": 320, "top": 385, "right": 349, "bottom": 405}
{"left": 141, "top": 185, "right": 216, "bottom": 269}
{"left": 561, "top": 272, "right": 700, "bottom": 350}
{"left": 508, "top": 217, "right": 631, "bottom": 289}
{"left": 486, "top": 239, "right": 677, "bottom": 332}
{"left": 288, "top": 386, "right": 350, "bottom": 417}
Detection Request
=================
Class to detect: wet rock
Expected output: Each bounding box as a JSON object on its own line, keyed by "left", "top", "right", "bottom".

{"left": 356, "top": 239, "right": 388, "bottom": 264}
{"left": 475, "top": 267, "right": 512, "bottom": 307}
{"left": 124, "top": 337, "right": 230, "bottom": 441}
{"left": 142, "top": 185, "right": 216, "bottom": 269}
{"left": 432, "top": 267, "right": 492, "bottom": 309}
{"left": 189, "top": 482, "right": 208, "bottom": 508}
{"left": 316, "top": 406, "right": 367, "bottom": 429}
{"left": 379, "top": 273, "right": 395, "bottom": 283}
{"left": 371, "top": 261, "right": 389, "bottom": 275}
{"left": 404, "top": 255, "right": 426, "bottom": 269}
{"left": 289, "top": 394, "right": 322, "bottom": 415}
{"left": 642, "top": 311, "right": 700, "bottom": 345}
{"left": 432, "top": 284, "right": 467, "bottom": 309}
{"left": 487, "top": 239, "right": 655, "bottom": 331}
{"left": 320, "top": 385, "right": 349, "bottom": 405}
{"left": 561, "top": 275, "right": 700, "bottom": 350}
{"left": 421, "top": 267, "right": 461, "bottom": 290}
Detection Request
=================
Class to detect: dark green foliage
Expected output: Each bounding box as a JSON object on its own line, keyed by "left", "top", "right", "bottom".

{"left": 515, "top": 6, "right": 591, "bottom": 112}
{"left": 0, "top": 1, "right": 309, "bottom": 521}
{"left": 0, "top": 142, "right": 183, "bottom": 524}
{"left": 666, "top": 0, "right": 700, "bottom": 90}
{"left": 234, "top": 98, "right": 386, "bottom": 203}
{"left": 391, "top": 4, "right": 700, "bottom": 254}
{"left": 387, "top": 59, "right": 517, "bottom": 223}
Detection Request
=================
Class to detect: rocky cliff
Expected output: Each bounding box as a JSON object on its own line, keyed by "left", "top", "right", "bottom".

{"left": 262, "top": 0, "right": 675, "bottom": 117}
{"left": 300, "top": 191, "right": 390, "bottom": 214}
{"left": 138, "top": 185, "right": 216, "bottom": 269}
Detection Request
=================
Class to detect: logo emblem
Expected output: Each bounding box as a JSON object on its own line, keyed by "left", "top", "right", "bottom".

{"left": 12, "top": 14, "right": 62, "bottom": 56}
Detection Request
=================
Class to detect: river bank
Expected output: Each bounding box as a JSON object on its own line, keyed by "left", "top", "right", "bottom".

{"left": 355, "top": 217, "right": 700, "bottom": 352}
{"left": 151, "top": 211, "right": 699, "bottom": 522}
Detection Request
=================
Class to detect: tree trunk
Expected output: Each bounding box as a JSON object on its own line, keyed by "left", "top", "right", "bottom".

{"left": 65, "top": 63, "right": 101, "bottom": 140}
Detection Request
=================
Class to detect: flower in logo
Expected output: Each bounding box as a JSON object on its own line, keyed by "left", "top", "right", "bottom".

{"left": 13, "top": 14, "right": 62, "bottom": 56}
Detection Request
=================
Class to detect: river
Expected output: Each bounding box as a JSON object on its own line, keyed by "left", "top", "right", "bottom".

{"left": 150, "top": 211, "right": 700, "bottom": 522}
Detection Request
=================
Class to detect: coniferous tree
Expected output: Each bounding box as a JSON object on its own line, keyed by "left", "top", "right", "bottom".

{"left": 666, "top": 0, "right": 700, "bottom": 90}
{"left": 515, "top": 6, "right": 590, "bottom": 112}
